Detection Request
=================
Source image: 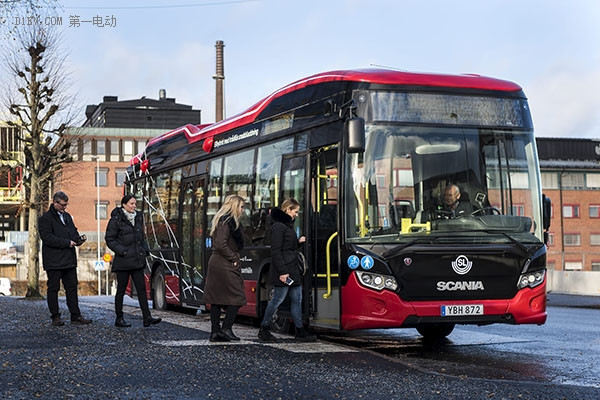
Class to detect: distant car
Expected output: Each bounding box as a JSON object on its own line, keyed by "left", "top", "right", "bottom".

{"left": 0, "top": 277, "right": 11, "bottom": 296}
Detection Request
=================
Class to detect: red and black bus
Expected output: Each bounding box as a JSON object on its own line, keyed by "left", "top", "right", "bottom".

{"left": 126, "top": 68, "right": 551, "bottom": 339}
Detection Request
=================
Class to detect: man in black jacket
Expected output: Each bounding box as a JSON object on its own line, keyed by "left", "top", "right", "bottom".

{"left": 38, "top": 191, "right": 92, "bottom": 326}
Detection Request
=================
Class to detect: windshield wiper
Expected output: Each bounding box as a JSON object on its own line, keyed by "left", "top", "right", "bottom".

{"left": 383, "top": 238, "right": 433, "bottom": 258}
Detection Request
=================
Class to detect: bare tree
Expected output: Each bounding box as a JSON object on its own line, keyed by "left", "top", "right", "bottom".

{"left": 2, "top": 22, "right": 77, "bottom": 298}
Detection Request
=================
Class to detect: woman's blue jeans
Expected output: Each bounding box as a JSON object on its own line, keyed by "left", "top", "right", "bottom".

{"left": 260, "top": 285, "right": 303, "bottom": 328}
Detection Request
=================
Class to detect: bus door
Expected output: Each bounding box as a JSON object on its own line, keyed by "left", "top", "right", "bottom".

{"left": 310, "top": 146, "right": 340, "bottom": 329}
{"left": 280, "top": 153, "right": 310, "bottom": 321}
{"left": 179, "top": 175, "right": 207, "bottom": 307}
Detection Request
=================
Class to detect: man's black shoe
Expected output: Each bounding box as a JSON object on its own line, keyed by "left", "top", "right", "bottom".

{"left": 143, "top": 317, "right": 161, "bottom": 327}
{"left": 209, "top": 331, "right": 230, "bottom": 342}
{"left": 51, "top": 317, "right": 65, "bottom": 326}
{"left": 71, "top": 316, "right": 92, "bottom": 325}
{"left": 115, "top": 317, "right": 131, "bottom": 327}
{"left": 221, "top": 328, "right": 240, "bottom": 341}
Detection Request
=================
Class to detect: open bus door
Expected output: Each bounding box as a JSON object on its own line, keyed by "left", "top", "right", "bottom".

{"left": 310, "top": 147, "right": 341, "bottom": 329}
{"left": 278, "top": 147, "right": 341, "bottom": 330}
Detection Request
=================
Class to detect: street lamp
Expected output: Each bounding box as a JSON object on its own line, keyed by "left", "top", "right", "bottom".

{"left": 92, "top": 155, "right": 101, "bottom": 295}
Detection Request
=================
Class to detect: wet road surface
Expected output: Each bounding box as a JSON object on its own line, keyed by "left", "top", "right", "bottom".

{"left": 1, "top": 295, "right": 599, "bottom": 399}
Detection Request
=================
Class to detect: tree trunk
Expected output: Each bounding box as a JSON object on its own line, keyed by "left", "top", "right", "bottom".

{"left": 25, "top": 174, "right": 43, "bottom": 299}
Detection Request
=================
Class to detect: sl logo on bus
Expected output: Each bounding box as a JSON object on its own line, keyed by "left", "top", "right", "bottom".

{"left": 451, "top": 255, "right": 472, "bottom": 275}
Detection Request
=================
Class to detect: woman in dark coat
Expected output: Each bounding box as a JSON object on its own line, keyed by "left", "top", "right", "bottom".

{"left": 105, "top": 195, "right": 161, "bottom": 328}
{"left": 258, "top": 198, "right": 316, "bottom": 342}
{"left": 203, "top": 194, "right": 247, "bottom": 342}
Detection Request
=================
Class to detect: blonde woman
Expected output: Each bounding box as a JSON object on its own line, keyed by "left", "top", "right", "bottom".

{"left": 203, "top": 194, "right": 247, "bottom": 342}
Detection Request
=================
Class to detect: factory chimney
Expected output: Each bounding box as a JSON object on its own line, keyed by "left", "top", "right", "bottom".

{"left": 213, "top": 40, "right": 225, "bottom": 122}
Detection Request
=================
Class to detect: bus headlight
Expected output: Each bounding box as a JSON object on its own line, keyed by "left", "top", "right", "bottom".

{"left": 356, "top": 271, "right": 398, "bottom": 291}
{"left": 517, "top": 269, "right": 545, "bottom": 289}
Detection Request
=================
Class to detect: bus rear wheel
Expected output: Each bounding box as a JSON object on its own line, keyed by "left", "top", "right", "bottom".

{"left": 416, "top": 323, "right": 455, "bottom": 341}
{"left": 152, "top": 267, "right": 167, "bottom": 311}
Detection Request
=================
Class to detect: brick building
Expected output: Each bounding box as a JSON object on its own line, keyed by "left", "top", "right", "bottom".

{"left": 537, "top": 137, "right": 600, "bottom": 272}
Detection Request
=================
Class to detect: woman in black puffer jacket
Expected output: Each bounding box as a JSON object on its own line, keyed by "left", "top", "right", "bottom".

{"left": 258, "top": 198, "right": 316, "bottom": 342}
{"left": 105, "top": 195, "right": 161, "bottom": 328}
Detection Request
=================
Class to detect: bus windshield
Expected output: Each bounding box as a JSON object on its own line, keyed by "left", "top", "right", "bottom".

{"left": 344, "top": 124, "right": 544, "bottom": 246}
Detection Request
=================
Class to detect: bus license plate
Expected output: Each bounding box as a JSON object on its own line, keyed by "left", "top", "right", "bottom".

{"left": 441, "top": 304, "right": 483, "bottom": 316}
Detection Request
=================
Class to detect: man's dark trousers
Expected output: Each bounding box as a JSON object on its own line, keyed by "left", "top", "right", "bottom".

{"left": 46, "top": 268, "right": 82, "bottom": 319}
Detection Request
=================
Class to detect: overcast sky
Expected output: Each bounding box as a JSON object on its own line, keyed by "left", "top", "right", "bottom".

{"left": 11, "top": 0, "right": 600, "bottom": 138}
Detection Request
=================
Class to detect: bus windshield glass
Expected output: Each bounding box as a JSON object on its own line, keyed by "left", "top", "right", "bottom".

{"left": 344, "top": 124, "right": 543, "bottom": 246}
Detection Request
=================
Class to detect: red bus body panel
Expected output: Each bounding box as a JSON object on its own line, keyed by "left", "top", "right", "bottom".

{"left": 341, "top": 272, "right": 547, "bottom": 330}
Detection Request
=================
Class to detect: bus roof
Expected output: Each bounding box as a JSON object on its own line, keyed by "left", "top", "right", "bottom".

{"left": 133, "top": 68, "right": 523, "bottom": 165}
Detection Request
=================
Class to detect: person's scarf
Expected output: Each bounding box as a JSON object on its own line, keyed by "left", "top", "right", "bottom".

{"left": 123, "top": 209, "right": 136, "bottom": 226}
{"left": 219, "top": 214, "right": 244, "bottom": 251}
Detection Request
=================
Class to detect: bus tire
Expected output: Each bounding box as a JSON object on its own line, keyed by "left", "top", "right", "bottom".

{"left": 416, "top": 323, "right": 455, "bottom": 341}
{"left": 152, "top": 267, "right": 167, "bottom": 311}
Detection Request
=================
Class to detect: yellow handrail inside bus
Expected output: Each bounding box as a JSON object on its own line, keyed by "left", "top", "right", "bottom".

{"left": 322, "top": 231, "right": 338, "bottom": 299}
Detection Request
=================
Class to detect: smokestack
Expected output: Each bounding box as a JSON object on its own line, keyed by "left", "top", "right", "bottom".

{"left": 213, "top": 40, "right": 225, "bottom": 122}
{"left": 159, "top": 89, "right": 166, "bottom": 99}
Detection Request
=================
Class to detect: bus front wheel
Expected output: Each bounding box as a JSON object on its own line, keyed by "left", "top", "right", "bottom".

{"left": 152, "top": 267, "right": 167, "bottom": 311}
{"left": 416, "top": 323, "right": 455, "bottom": 341}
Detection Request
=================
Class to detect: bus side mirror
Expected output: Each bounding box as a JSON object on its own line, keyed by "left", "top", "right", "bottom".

{"left": 345, "top": 117, "right": 365, "bottom": 153}
{"left": 542, "top": 194, "right": 551, "bottom": 230}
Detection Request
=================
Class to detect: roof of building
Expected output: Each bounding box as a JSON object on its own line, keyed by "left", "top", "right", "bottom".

{"left": 64, "top": 126, "right": 166, "bottom": 138}
{"left": 536, "top": 137, "right": 600, "bottom": 170}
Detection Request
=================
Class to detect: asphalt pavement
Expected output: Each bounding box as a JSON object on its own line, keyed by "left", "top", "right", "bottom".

{"left": 0, "top": 294, "right": 598, "bottom": 400}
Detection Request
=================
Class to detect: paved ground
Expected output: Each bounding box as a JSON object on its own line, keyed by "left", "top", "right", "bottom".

{"left": 1, "top": 293, "right": 599, "bottom": 399}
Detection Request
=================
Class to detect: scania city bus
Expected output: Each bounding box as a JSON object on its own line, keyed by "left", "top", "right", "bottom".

{"left": 125, "top": 68, "right": 551, "bottom": 339}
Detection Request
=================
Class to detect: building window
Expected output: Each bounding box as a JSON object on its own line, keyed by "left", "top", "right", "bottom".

{"left": 564, "top": 261, "right": 582, "bottom": 270}
{"left": 115, "top": 169, "right": 127, "bottom": 186}
{"left": 562, "top": 173, "right": 585, "bottom": 189}
{"left": 547, "top": 261, "right": 555, "bottom": 270}
{"left": 547, "top": 232, "right": 554, "bottom": 246}
{"left": 96, "top": 168, "right": 108, "bottom": 187}
{"left": 376, "top": 175, "right": 385, "bottom": 188}
{"left": 95, "top": 202, "right": 108, "bottom": 220}
{"left": 586, "top": 173, "right": 600, "bottom": 189}
{"left": 590, "top": 234, "right": 600, "bottom": 246}
{"left": 562, "top": 205, "right": 579, "bottom": 218}
{"left": 123, "top": 140, "right": 134, "bottom": 157}
{"left": 564, "top": 233, "right": 580, "bottom": 246}
{"left": 510, "top": 204, "right": 525, "bottom": 216}
{"left": 393, "top": 169, "right": 414, "bottom": 188}
{"left": 541, "top": 172, "right": 559, "bottom": 189}
{"left": 136, "top": 140, "right": 147, "bottom": 154}
{"left": 590, "top": 205, "right": 600, "bottom": 218}
{"left": 110, "top": 140, "right": 120, "bottom": 162}
{"left": 96, "top": 140, "right": 106, "bottom": 155}
{"left": 592, "top": 262, "right": 600, "bottom": 272}
{"left": 510, "top": 172, "right": 529, "bottom": 189}
{"left": 82, "top": 140, "right": 92, "bottom": 161}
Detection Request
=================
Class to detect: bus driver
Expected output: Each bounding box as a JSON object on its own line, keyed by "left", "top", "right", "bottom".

{"left": 431, "top": 184, "right": 473, "bottom": 219}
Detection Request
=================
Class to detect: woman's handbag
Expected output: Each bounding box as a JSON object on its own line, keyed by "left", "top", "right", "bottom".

{"left": 296, "top": 251, "right": 307, "bottom": 275}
